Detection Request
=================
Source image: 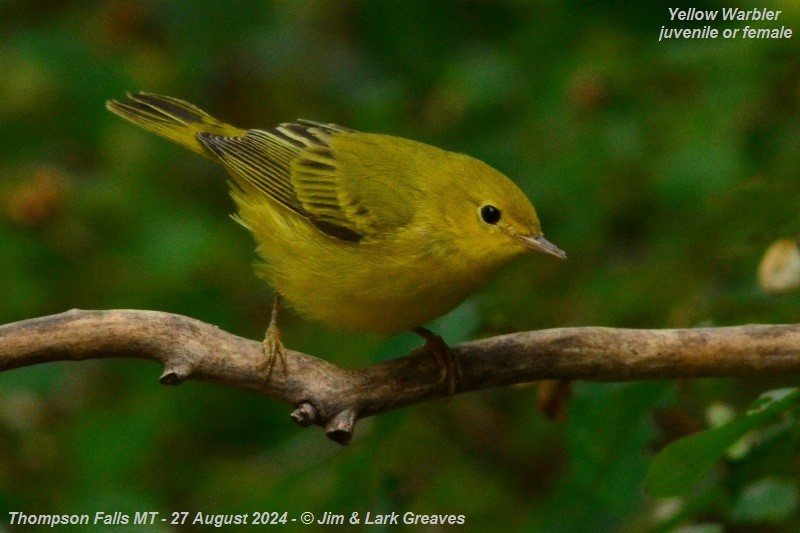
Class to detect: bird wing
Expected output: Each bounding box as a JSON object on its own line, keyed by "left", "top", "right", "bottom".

{"left": 197, "top": 121, "right": 415, "bottom": 242}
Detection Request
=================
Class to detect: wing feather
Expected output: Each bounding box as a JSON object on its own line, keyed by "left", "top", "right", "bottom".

{"left": 197, "top": 121, "right": 380, "bottom": 242}
{"left": 198, "top": 120, "right": 418, "bottom": 242}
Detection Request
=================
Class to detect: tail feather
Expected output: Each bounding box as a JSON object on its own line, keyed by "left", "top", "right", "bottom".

{"left": 106, "top": 93, "right": 245, "bottom": 157}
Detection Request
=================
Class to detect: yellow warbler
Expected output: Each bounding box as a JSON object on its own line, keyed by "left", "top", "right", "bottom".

{"left": 106, "top": 93, "right": 565, "bottom": 393}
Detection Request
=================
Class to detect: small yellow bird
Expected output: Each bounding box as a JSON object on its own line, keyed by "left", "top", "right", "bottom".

{"left": 106, "top": 93, "right": 565, "bottom": 394}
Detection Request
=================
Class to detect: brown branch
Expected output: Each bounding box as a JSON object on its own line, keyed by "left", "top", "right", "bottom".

{"left": 2, "top": 309, "right": 799, "bottom": 444}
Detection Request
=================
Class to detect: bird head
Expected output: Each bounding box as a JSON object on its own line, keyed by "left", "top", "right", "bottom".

{"left": 434, "top": 153, "right": 565, "bottom": 265}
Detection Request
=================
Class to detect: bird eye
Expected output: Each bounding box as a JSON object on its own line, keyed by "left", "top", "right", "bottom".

{"left": 480, "top": 205, "right": 501, "bottom": 224}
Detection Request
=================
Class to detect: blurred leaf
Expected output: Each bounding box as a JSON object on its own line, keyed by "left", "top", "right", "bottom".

{"left": 673, "top": 524, "right": 724, "bottom": 533}
{"left": 646, "top": 388, "right": 800, "bottom": 497}
{"left": 729, "top": 478, "right": 798, "bottom": 524}
{"left": 537, "top": 382, "right": 671, "bottom": 531}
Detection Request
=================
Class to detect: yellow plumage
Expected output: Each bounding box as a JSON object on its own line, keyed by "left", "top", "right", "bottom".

{"left": 106, "top": 93, "right": 564, "bottom": 388}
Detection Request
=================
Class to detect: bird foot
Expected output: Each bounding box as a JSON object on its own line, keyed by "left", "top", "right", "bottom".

{"left": 257, "top": 322, "right": 287, "bottom": 377}
{"left": 412, "top": 327, "right": 461, "bottom": 400}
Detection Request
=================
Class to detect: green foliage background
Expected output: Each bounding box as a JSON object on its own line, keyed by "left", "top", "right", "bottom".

{"left": 1, "top": 1, "right": 800, "bottom": 530}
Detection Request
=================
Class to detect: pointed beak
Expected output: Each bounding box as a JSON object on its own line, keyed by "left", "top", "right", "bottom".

{"left": 517, "top": 234, "right": 566, "bottom": 259}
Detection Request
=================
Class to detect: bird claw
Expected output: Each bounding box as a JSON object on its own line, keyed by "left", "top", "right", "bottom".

{"left": 258, "top": 322, "right": 287, "bottom": 377}
{"left": 412, "top": 327, "right": 461, "bottom": 400}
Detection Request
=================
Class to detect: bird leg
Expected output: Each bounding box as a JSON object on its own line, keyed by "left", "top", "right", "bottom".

{"left": 412, "top": 326, "right": 461, "bottom": 399}
{"left": 258, "top": 293, "right": 287, "bottom": 376}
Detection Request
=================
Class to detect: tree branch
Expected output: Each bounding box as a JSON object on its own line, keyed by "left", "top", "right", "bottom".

{"left": 2, "top": 310, "right": 799, "bottom": 444}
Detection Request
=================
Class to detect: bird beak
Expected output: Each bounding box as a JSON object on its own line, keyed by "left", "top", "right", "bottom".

{"left": 517, "top": 234, "right": 566, "bottom": 259}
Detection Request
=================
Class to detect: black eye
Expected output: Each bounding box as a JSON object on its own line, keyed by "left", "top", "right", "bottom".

{"left": 480, "top": 205, "right": 501, "bottom": 224}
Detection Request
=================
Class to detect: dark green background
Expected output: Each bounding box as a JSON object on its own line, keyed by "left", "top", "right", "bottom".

{"left": 1, "top": 1, "right": 799, "bottom": 531}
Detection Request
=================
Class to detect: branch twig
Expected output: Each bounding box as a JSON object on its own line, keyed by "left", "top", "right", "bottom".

{"left": 2, "top": 310, "right": 799, "bottom": 444}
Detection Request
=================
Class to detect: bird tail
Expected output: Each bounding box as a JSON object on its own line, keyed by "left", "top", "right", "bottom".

{"left": 105, "top": 93, "right": 246, "bottom": 157}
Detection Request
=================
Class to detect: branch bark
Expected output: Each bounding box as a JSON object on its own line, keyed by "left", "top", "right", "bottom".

{"left": 2, "top": 309, "right": 799, "bottom": 444}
